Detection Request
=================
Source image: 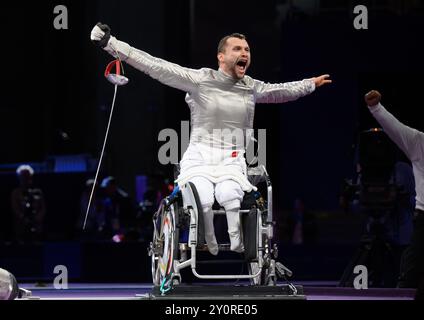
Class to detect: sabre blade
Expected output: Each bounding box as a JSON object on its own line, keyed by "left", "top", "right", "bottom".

{"left": 83, "top": 84, "right": 118, "bottom": 230}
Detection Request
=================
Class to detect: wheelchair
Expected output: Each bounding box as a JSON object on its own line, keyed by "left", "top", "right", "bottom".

{"left": 148, "top": 165, "right": 296, "bottom": 296}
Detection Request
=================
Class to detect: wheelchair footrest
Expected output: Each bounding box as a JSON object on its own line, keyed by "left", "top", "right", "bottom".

{"left": 148, "top": 284, "right": 305, "bottom": 300}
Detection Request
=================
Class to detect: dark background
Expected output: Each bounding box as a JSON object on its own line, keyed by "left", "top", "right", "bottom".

{"left": 0, "top": 0, "right": 423, "bottom": 282}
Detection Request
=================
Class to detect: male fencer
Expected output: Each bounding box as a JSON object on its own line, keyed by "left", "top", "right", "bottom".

{"left": 91, "top": 23, "right": 332, "bottom": 255}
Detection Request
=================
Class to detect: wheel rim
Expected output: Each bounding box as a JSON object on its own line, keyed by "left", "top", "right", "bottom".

{"left": 159, "top": 216, "right": 172, "bottom": 277}
{"left": 158, "top": 207, "right": 175, "bottom": 282}
{"left": 151, "top": 205, "right": 175, "bottom": 286}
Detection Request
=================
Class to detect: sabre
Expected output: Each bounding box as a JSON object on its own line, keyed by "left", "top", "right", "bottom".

{"left": 83, "top": 56, "right": 129, "bottom": 230}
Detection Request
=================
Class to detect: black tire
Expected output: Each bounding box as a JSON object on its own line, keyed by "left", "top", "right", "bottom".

{"left": 243, "top": 207, "right": 258, "bottom": 261}
{"left": 188, "top": 182, "right": 205, "bottom": 246}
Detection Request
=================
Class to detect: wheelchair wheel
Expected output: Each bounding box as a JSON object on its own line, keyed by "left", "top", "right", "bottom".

{"left": 151, "top": 202, "right": 178, "bottom": 286}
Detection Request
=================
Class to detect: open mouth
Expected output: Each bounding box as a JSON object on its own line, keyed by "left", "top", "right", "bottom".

{"left": 236, "top": 60, "right": 248, "bottom": 72}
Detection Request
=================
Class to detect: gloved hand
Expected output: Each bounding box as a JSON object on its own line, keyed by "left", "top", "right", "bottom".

{"left": 90, "top": 22, "right": 131, "bottom": 62}
{"left": 90, "top": 22, "right": 111, "bottom": 48}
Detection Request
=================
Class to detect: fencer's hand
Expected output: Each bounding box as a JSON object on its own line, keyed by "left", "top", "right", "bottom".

{"left": 365, "top": 90, "right": 381, "bottom": 107}
{"left": 312, "top": 74, "right": 332, "bottom": 88}
{"left": 90, "top": 22, "right": 111, "bottom": 48}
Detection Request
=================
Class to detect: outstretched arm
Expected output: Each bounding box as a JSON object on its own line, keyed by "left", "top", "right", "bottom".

{"left": 365, "top": 90, "right": 421, "bottom": 160}
{"left": 91, "top": 23, "right": 202, "bottom": 93}
{"left": 254, "top": 74, "right": 331, "bottom": 104}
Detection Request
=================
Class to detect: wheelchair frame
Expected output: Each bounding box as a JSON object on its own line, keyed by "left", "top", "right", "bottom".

{"left": 149, "top": 166, "right": 293, "bottom": 293}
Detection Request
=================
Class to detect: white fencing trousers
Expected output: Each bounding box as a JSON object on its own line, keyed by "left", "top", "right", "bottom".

{"left": 189, "top": 176, "right": 244, "bottom": 254}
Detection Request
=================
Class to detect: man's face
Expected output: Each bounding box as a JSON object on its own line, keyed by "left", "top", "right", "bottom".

{"left": 218, "top": 37, "right": 251, "bottom": 79}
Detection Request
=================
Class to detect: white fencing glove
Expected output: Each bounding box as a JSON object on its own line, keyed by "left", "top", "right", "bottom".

{"left": 90, "top": 22, "right": 111, "bottom": 48}
{"left": 90, "top": 22, "right": 131, "bottom": 59}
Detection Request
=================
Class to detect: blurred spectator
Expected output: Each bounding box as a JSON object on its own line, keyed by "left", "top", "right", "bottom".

{"left": 136, "top": 173, "right": 174, "bottom": 241}
{"left": 10, "top": 165, "right": 46, "bottom": 243}
{"left": 339, "top": 160, "right": 415, "bottom": 287}
{"left": 342, "top": 160, "right": 415, "bottom": 245}
{"left": 386, "top": 162, "right": 415, "bottom": 246}
{"left": 76, "top": 178, "right": 103, "bottom": 240}
{"left": 98, "top": 176, "right": 136, "bottom": 241}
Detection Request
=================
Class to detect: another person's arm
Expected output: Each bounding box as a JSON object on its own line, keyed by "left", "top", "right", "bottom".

{"left": 254, "top": 74, "right": 331, "bottom": 104}
{"left": 365, "top": 90, "right": 421, "bottom": 161}
{"left": 91, "top": 23, "right": 202, "bottom": 92}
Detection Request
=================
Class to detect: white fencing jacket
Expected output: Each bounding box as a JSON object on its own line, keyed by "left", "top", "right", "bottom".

{"left": 370, "top": 103, "right": 424, "bottom": 211}
{"left": 106, "top": 37, "right": 316, "bottom": 192}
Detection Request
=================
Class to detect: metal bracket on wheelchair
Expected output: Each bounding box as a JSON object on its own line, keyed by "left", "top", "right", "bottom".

{"left": 265, "top": 260, "right": 277, "bottom": 285}
{"left": 275, "top": 262, "right": 298, "bottom": 295}
{"left": 287, "top": 282, "right": 298, "bottom": 296}
{"left": 261, "top": 165, "right": 272, "bottom": 187}
{"left": 272, "top": 243, "right": 279, "bottom": 259}
{"left": 18, "top": 288, "right": 33, "bottom": 299}
{"left": 261, "top": 222, "right": 274, "bottom": 239}
{"left": 276, "top": 262, "right": 293, "bottom": 278}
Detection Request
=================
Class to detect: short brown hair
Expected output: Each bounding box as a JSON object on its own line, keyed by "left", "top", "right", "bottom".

{"left": 217, "top": 33, "right": 247, "bottom": 54}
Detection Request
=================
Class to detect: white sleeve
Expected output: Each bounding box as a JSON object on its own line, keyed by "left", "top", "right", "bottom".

{"left": 369, "top": 103, "right": 421, "bottom": 161}
{"left": 253, "top": 78, "right": 315, "bottom": 104}
{"left": 105, "top": 37, "right": 202, "bottom": 93}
